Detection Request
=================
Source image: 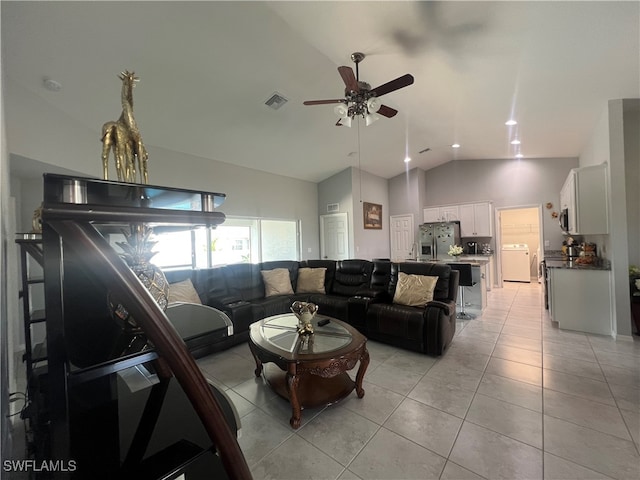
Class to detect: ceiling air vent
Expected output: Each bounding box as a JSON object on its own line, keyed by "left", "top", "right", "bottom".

{"left": 265, "top": 92, "right": 288, "bottom": 110}
{"left": 327, "top": 203, "right": 339, "bottom": 213}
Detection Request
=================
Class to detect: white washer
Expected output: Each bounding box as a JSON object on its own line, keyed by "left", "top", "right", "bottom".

{"left": 501, "top": 244, "right": 531, "bottom": 282}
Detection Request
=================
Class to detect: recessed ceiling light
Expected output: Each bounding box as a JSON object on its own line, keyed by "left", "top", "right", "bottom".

{"left": 404, "top": 156, "right": 411, "bottom": 163}
{"left": 505, "top": 119, "right": 517, "bottom": 126}
{"left": 515, "top": 153, "right": 524, "bottom": 158}
{"left": 510, "top": 139, "right": 521, "bottom": 145}
{"left": 451, "top": 143, "right": 461, "bottom": 149}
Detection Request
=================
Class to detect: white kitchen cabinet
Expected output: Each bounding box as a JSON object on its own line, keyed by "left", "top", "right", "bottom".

{"left": 423, "top": 205, "right": 460, "bottom": 222}
{"left": 440, "top": 205, "right": 460, "bottom": 222}
{"left": 548, "top": 267, "right": 612, "bottom": 335}
{"left": 560, "top": 163, "right": 608, "bottom": 235}
{"left": 423, "top": 207, "right": 441, "bottom": 223}
{"left": 459, "top": 202, "right": 493, "bottom": 237}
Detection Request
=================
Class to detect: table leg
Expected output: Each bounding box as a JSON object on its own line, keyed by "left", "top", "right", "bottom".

{"left": 286, "top": 370, "right": 301, "bottom": 429}
{"left": 248, "top": 341, "right": 263, "bottom": 377}
{"left": 355, "top": 347, "right": 369, "bottom": 398}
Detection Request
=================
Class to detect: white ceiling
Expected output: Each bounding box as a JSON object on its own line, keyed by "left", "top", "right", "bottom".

{"left": 2, "top": 1, "right": 639, "bottom": 183}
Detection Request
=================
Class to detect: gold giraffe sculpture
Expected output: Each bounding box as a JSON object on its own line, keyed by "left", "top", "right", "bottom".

{"left": 101, "top": 71, "right": 149, "bottom": 184}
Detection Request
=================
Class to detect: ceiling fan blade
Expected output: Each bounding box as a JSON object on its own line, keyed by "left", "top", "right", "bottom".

{"left": 378, "top": 105, "right": 398, "bottom": 118}
{"left": 338, "top": 66, "right": 359, "bottom": 92}
{"left": 303, "top": 99, "right": 345, "bottom": 105}
{"left": 370, "top": 74, "right": 414, "bottom": 97}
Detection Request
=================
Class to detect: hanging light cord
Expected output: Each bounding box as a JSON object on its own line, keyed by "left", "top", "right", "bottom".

{"left": 357, "top": 117, "right": 362, "bottom": 203}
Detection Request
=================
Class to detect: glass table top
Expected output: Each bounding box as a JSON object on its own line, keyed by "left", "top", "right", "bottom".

{"left": 258, "top": 314, "right": 352, "bottom": 354}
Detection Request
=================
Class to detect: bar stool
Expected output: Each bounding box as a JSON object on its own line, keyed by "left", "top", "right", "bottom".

{"left": 449, "top": 263, "right": 476, "bottom": 319}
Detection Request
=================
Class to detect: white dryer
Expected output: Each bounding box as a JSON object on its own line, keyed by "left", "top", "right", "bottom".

{"left": 501, "top": 244, "right": 531, "bottom": 282}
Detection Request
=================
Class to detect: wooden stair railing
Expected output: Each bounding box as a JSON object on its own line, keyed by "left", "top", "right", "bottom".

{"left": 48, "top": 218, "right": 252, "bottom": 480}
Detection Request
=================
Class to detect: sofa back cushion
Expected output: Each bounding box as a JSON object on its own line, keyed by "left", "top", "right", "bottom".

{"left": 168, "top": 278, "right": 203, "bottom": 304}
{"left": 389, "top": 262, "right": 453, "bottom": 302}
{"left": 223, "top": 263, "right": 264, "bottom": 301}
{"left": 164, "top": 268, "right": 231, "bottom": 304}
{"left": 301, "top": 260, "right": 336, "bottom": 293}
{"left": 296, "top": 267, "right": 327, "bottom": 294}
{"left": 371, "top": 260, "right": 392, "bottom": 291}
{"left": 192, "top": 267, "right": 229, "bottom": 302}
{"left": 261, "top": 268, "right": 295, "bottom": 297}
{"left": 332, "top": 260, "right": 373, "bottom": 296}
{"left": 260, "top": 260, "right": 299, "bottom": 289}
{"left": 392, "top": 272, "right": 438, "bottom": 306}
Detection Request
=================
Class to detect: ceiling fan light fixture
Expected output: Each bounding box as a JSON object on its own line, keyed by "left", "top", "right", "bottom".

{"left": 365, "top": 112, "right": 380, "bottom": 126}
{"left": 342, "top": 115, "right": 352, "bottom": 127}
{"left": 304, "top": 51, "right": 414, "bottom": 127}
{"left": 334, "top": 104, "right": 348, "bottom": 117}
{"left": 366, "top": 97, "right": 381, "bottom": 113}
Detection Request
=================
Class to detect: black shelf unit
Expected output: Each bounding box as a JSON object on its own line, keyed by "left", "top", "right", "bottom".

{"left": 16, "top": 235, "right": 48, "bottom": 388}
{"left": 27, "top": 174, "right": 251, "bottom": 479}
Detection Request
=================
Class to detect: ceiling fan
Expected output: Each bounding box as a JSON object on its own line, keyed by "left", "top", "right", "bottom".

{"left": 304, "top": 52, "right": 414, "bottom": 127}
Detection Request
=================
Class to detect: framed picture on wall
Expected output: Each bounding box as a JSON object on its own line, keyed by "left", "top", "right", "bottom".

{"left": 363, "top": 202, "right": 382, "bottom": 229}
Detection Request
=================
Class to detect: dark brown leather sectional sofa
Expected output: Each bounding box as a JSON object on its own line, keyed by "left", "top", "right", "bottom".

{"left": 164, "top": 259, "right": 459, "bottom": 357}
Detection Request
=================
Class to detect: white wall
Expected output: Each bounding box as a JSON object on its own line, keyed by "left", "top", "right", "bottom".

{"left": 317, "top": 168, "right": 354, "bottom": 257}
{"left": 623, "top": 101, "right": 640, "bottom": 269}
{"left": 318, "top": 167, "right": 391, "bottom": 260}
{"left": 6, "top": 79, "right": 321, "bottom": 261}
{"left": 352, "top": 168, "right": 390, "bottom": 260}
{"left": 578, "top": 99, "right": 638, "bottom": 337}
{"left": 388, "top": 167, "right": 425, "bottom": 248}
{"left": 1, "top": 40, "right": 14, "bottom": 460}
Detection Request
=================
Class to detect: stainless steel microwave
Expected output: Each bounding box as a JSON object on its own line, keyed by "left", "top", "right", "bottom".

{"left": 559, "top": 208, "right": 570, "bottom": 232}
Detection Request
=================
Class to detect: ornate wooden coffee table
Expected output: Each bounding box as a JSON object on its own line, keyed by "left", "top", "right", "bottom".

{"left": 248, "top": 313, "right": 369, "bottom": 429}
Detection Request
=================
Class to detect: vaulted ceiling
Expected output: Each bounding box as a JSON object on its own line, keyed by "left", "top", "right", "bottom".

{"left": 3, "top": 1, "right": 639, "bottom": 183}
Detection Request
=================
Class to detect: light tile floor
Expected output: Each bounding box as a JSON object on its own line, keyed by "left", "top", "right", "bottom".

{"left": 9, "top": 282, "right": 640, "bottom": 479}
{"left": 197, "top": 282, "right": 640, "bottom": 480}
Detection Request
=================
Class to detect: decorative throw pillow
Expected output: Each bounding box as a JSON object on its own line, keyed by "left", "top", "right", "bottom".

{"left": 392, "top": 272, "right": 439, "bottom": 307}
{"left": 168, "top": 278, "right": 202, "bottom": 304}
{"left": 296, "top": 267, "right": 327, "bottom": 294}
{"left": 261, "top": 268, "right": 294, "bottom": 297}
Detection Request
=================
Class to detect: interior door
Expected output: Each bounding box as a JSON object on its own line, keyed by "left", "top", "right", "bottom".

{"left": 320, "top": 213, "right": 349, "bottom": 260}
{"left": 390, "top": 214, "right": 414, "bottom": 261}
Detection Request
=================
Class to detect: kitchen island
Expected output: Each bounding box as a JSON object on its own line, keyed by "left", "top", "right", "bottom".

{"left": 545, "top": 259, "right": 612, "bottom": 336}
{"left": 409, "top": 256, "right": 490, "bottom": 314}
{"left": 454, "top": 256, "right": 490, "bottom": 314}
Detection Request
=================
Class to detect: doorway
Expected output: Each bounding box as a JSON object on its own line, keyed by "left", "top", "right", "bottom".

{"left": 495, "top": 205, "right": 544, "bottom": 284}
{"left": 390, "top": 214, "right": 414, "bottom": 261}
{"left": 320, "top": 213, "right": 349, "bottom": 260}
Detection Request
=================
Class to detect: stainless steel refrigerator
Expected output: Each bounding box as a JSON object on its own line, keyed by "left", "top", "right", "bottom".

{"left": 418, "top": 221, "right": 461, "bottom": 261}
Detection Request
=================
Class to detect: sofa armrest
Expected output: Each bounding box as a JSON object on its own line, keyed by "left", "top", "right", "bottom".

{"left": 166, "top": 303, "right": 234, "bottom": 339}
{"left": 207, "top": 294, "right": 243, "bottom": 308}
{"left": 425, "top": 300, "right": 453, "bottom": 316}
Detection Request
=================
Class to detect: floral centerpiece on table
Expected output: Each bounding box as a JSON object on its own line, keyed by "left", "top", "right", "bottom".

{"left": 448, "top": 244, "right": 463, "bottom": 257}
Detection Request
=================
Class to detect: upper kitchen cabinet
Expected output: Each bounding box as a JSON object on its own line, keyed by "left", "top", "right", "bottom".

{"left": 459, "top": 202, "right": 493, "bottom": 237}
{"left": 440, "top": 205, "right": 460, "bottom": 222}
{"left": 560, "top": 163, "right": 608, "bottom": 235}
{"left": 423, "top": 205, "right": 460, "bottom": 223}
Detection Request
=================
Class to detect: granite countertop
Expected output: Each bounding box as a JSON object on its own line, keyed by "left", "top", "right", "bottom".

{"left": 408, "top": 258, "right": 490, "bottom": 266}
{"left": 545, "top": 259, "right": 611, "bottom": 271}
{"left": 445, "top": 256, "right": 490, "bottom": 266}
